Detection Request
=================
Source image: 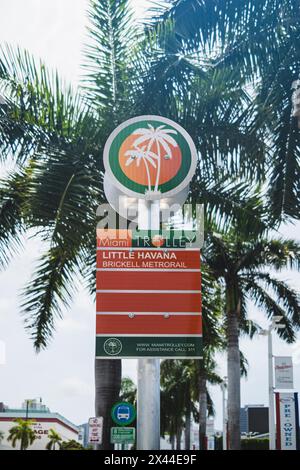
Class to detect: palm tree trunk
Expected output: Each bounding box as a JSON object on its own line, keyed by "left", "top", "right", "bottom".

{"left": 199, "top": 375, "right": 207, "bottom": 450}
{"left": 226, "top": 310, "right": 241, "bottom": 450}
{"left": 184, "top": 403, "right": 191, "bottom": 450}
{"left": 170, "top": 434, "right": 175, "bottom": 450}
{"left": 176, "top": 427, "right": 182, "bottom": 450}
{"left": 95, "top": 358, "right": 121, "bottom": 450}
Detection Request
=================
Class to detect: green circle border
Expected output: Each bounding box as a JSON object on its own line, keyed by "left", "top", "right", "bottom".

{"left": 111, "top": 402, "right": 136, "bottom": 426}
{"left": 108, "top": 120, "right": 192, "bottom": 195}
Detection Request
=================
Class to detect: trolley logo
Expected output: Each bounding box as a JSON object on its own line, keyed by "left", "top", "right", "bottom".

{"left": 151, "top": 234, "right": 165, "bottom": 247}
{"left": 104, "top": 116, "right": 197, "bottom": 199}
{"left": 103, "top": 338, "right": 123, "bottom": 356}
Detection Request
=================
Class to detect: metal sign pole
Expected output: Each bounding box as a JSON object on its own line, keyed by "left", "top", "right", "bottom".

{"left": 137, "top": 199, "right": 160, "bottom": 450}
{"left": 268, "top": 327, "right": 276, "bottom": 450}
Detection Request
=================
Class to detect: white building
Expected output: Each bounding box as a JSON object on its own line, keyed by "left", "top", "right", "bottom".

{"left": 0, "top": 400, "right": 79, "bottom": 450}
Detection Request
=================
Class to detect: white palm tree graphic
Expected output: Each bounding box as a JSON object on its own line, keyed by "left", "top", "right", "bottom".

{"left": 124, "top": 145, "right": 158, "bottom": 191}
{"left": 131, "top": 124, "right": 178, "bottom": 192}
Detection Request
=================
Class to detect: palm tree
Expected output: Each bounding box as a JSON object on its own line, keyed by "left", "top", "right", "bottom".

{"left": 160, "top": 358, "right": 223, "bottom": 450}
{"left": 7, "top": 419, "right": 36, "bottom": 450}
{"left": 154, "top": 0, "right": 300, "bottom": 221}
{"left": 161, "top": 360, "right": 195, "bottom": 450}
{"left": 46, "top": 429, "right": 62, "bottom": 450}
{"left": 204, "top": 230, "right": 300, "bottom": 449}
{"left": 198, "top": 266, "right": 254, "bottom": 450}
{"left": 60, "top": 440, "right": 85, "bottom": 450}
{"left": 0, "top": 430, "right": 4, "bottom": 444}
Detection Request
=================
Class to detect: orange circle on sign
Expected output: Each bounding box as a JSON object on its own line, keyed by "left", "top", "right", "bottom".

{"left": 152, "top": 235, "right": 165, "bottom": 247}
{"left": 119, "top": 135, "right": 182, "bottom": 187}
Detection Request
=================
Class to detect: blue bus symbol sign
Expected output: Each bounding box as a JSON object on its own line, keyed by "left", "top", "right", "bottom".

{"left": 117, "top": 405, "right": 130, "bottom": 421}
{"left": 111, "top": 402, "right": 136, "bottom": 426}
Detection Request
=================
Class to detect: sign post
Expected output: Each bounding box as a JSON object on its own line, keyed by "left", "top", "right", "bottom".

{"left": 88, "top": 417, "right": 103, "bottom": 446}
{"left": 100, "top": 116, "right": 199, "bottom": 450}
{"left": 111, "top": 427, "right": 135, "bottom": 445}
{"left": 275, "top": 357, "right": 294, "bottom": 389}
{"left": 275, "top": 393, "right": 300, "bottom": 450}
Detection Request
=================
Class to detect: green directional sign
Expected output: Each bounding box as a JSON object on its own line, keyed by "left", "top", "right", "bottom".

{"left": 111, "top": 427, "right": 135, "bottom": 444}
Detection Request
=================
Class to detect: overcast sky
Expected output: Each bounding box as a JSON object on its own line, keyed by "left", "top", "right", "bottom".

{"left": 0, "top": 0, "right": 299, "bottom": 432}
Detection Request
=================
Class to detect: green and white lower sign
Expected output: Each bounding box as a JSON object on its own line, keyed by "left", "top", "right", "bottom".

{"left": 111, "top": 427, "right": 135, "bottom": 444}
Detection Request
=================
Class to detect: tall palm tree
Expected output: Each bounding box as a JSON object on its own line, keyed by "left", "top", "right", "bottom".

{"left": 7, "top": 419, "right": 36, "bottom": 450}
{"left": 204, "top": 230, "right": 300, "bottom": 449}
{"left": 160, "top": 360, "right": 196, "bottom": 450}
{"left": 160, "top": 358, "right": 223, "bottom": 450}
{"left": 0, "top": 0, "right": 140, "bottom": 450}
{"left": 46, "top": 429, "right": 63, "bottom": 450}
{"left": 154, "top": 0, "right": 300, "bottom": 221}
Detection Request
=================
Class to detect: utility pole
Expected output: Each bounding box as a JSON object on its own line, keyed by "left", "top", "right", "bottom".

{"left": 220, "top": 378, "right": 227, "bottom": 450}
{"left": 260, "top": 316, "right": 285, "bottom": 450}
{"left": 137, "top": 199, "right": 160, "bottom": 450}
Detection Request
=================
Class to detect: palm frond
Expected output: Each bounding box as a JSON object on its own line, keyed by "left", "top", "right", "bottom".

{"left": 0, "top": 44, "right": 94, "bottom": 163}
{"left": 248, "top": 272, "right": 300, "bottom": 328}
{"left": 239, "top": 350, "right": 249, "bottom": 377}
{"left": 0, "top": 170, "right": 28, "bottom": 268}
{"left": 21, "top": 246, "right": 81, "bottom": 350}
{"left": 246, "top": 280, "right": 297, "bottom": 343}
{"left": 20, "top": 146, "right": 101, "bottom": 350}
{"left": 82, "top": 0, "right": 139, "bottom": 120}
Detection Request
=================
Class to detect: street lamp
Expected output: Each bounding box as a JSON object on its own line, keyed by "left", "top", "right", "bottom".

{"left": 259, "top": 316, "right": 285, "bottom": 450}
{"left": 220, "top": 377, "right": 228, "bottom": 451}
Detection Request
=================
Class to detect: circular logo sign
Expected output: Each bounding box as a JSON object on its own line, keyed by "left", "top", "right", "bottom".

{"left": 103, "top": 116, "right": 197, "bottom": 199}
{"left": 104, "top": 338, "right": 123, "bottom": 356}
{"left": 151, "top": 234, "right": 165, "bottom": 247}
{"left": 111, "top": 402, "right": 136, "bottom": 426}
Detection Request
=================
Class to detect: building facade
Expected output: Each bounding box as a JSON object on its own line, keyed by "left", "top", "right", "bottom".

{"left": 0, "top": 399, "right": 79, "bottom": 450}
{"left": 240, "top": 405, "right": 269, "bottom": 435}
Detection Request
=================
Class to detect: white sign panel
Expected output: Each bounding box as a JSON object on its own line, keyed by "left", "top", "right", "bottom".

{"left": 88, "top": 417, "right": 103, "bottom": 444}
{"left": 276, "top": 393, "right": 298, "bottom": 450}
{"left": 275, "top": 357, "right": 294, "bottom": 389}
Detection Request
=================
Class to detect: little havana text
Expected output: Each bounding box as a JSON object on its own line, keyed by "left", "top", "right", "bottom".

{"left": 103, "top": 251, "right": 178, "bottom": 260}
{"left": 102, "top": 250, "right": 187, "bottom": 269}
